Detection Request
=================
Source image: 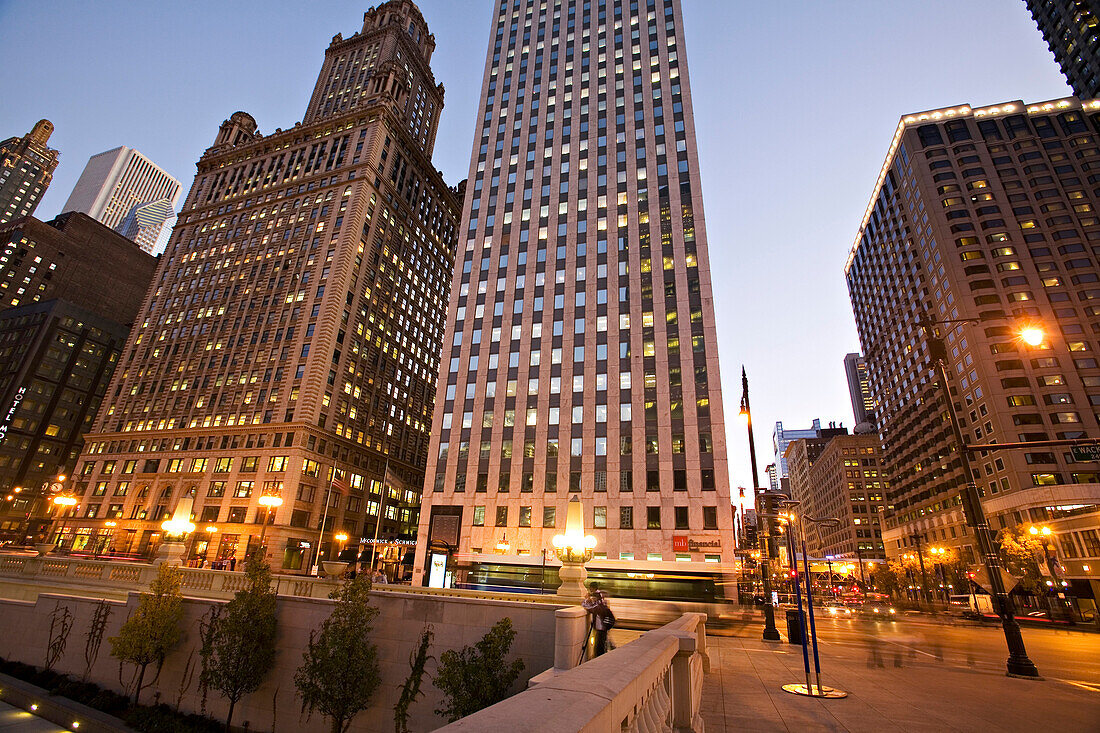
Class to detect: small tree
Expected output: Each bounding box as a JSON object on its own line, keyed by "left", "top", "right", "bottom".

{"left": 294, "top": 575, "right": 381, "bottom": 733}
{"left": 109, "top": 562, "right": 185, "bottom": 704}
{"left": 869, "top": 561, "right": 907, "bottom": 599}
{"left": 202, "top": 552, "right": 278, "bottom": 730}
{"left": 394, "top": 625, "right": 433, "bottom": 733}
{"left": 434, "top": 617, "right": 524, "bottom": 722}
{"left": 999, "top": 528, "right": 1045, "bottom": 594}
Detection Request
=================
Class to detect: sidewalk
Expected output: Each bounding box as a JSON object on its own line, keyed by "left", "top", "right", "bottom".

{"left": 701, "top": 635, "right": 1100, "bottom": 732}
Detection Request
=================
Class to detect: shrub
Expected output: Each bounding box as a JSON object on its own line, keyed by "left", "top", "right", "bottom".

{"left": 433, "top": 617, "right": 524, "bottom": 722}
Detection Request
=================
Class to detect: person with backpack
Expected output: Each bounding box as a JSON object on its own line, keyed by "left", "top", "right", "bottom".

{"left": 581, "top": 581, "right": 616, "bottom": 657}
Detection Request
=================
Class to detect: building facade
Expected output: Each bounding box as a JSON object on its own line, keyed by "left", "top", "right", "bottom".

{"left": 846, "top": 97, "right": 1100, "bottom": 602}
{"left": 0, "top": 212, "right": 158, "bottom": 315}
{"left": 785, "top": 432, "right": 886, "bottom": 561}
{"left": 843, "top": 352, "right": 877, "bottom": 427}
{"left": 1025, "top": 0, "right": 1100, "bottom": 99}
{"left": 0, "top": 213, "right": 156, "bottom": 543}
{"left": 62, "top": 146, "right": 182, "bottom": 253}
{"left": 66, "top": 1, "right": 458, "bottom": 571}
{"left": 414, "top": 0, "right": 735, "bottom": 585}
{"left": 0, "top": 120, "right": 59, "bottom": 225}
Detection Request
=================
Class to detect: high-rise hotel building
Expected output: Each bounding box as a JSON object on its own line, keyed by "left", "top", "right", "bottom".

{"left": 414, "top": 0, "right": 734, "bottom": 585}
{"left": 846, "top": 98, "right": 1100, "bottom": 601}
{"left": 66, "top": 1, "right": 458, "bottom": 569}
{"left": 1025, "top": 0, "right": 1100, "bottom": 99}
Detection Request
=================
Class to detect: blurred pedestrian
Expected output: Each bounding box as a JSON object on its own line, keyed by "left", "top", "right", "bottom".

{"left": 581, "top": 582, "right": 616, "bottom": 657}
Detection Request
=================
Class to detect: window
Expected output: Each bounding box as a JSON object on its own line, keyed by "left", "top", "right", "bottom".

{"left": 472, "top": 506, "right": 485, "bottom": 526}
{"left": 268, "top": 456, "right": 289, "bottom": 471}
{"left": 200, "top": 505, "right": 220, "bottom": 522}
{"left": 495, "top": 506, "right": 508, "bottom": 527}
{"left": 543, "top": 506, "right": 557, "bottom": 528}
{"left": 519, "top": 506, "right": 532, "bottom": 527}
{"left": 674, "top": 506, "right": 689, "bottom": 530}
{"left": 207, "top": 481, "right": 226, "bottom": 497}
{"left": 241, "top": 456, "right": 259, "bottom": 472}
{"left": 214, "top": 457, "right": 232, "bottom": 473}
{"left": 620, "top": 506, "right": 633, "bottom": 529}
{"left": 703, "top": 506, "right": 718, "bottom": 530}
{"left": 227, "top": 507, "right": 247, "bottom": 523}
{"left": 234, "top": 481, "right": 254, "bottom": 498}
{"left": 594, "top": 506, "right": 607, "bottom": 528}
{"left": 647, "top": 506, "right": 661, "bottom": 529}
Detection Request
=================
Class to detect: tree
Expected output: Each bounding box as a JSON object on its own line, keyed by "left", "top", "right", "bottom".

{"left": 394, "top": 625, "right": 433, "bottom": 733}
{"left": 998, "top": 527, "right": 1045, "bottom": 594}
{"left": 109, "top": 562, "right": 185, "bottom": 704}
{"left": 433, "top": 617, "right": 525, "bottom": 722}
{"left": 294, "top": 575, "right": 381, "bottom": 733}
{"left": 202, "top": 552, "right": 278, "bottom": 731}
{"left": 869, "top": 561, "right": 907, "bottom": 599}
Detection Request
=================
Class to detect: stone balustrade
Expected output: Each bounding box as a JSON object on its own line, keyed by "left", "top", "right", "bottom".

{"left": 437, "top": 612, "right": 710, "bottom": 733}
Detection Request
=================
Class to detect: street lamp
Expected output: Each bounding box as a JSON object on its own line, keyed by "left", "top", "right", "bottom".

{"left": 552, "top": 496, "right": 597, "bottom": 598}
{"left": 256, "top": 493, "right": 283, "bottom": 551}
{"left": 919, "top": 313, "right": 1040, "bottom": 678}
{"left": 740, "top": 366, "right": 781, "bottom": 642}
{"left": 334, "top": 532, "right": 349, "bottom": 560}
{"left": 51, "top": 494, "right": 77, "bottom": 550}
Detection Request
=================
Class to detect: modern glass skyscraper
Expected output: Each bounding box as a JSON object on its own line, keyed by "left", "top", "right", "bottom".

{"left": 1025, "top": 0, "right": 1100, "bottom": 99}
{"left": 66, "top": 1, "right": 458, "bottom": 569}
{"left": 62, "top": 146, "right": 182, "bottom": 253}
{"left": 414, "top": 0, "right": 734, "bottom": 585}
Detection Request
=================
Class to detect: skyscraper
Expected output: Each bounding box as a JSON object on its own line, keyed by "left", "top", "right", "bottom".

{"left": 770, "top": 418, "right": 821, "bottom": 491}
{"left": 414, "top": 0, "right": 735, "bottom": 586}
{"left": 62, "top": 146, "right": 182, "bottom": 253}
{"left": 1025, "top": 0, "right": 1100, "bottom": 99}
{"left": 846, "top": 97, "right": 1100, "bottom": 597}
{"left": 67, "top": 1, "right": 458, "bottom": 569}
{"left": 843, "top": 352, "right": 876, "bottom": 427}
{"left": 0, "top": 120, "right": 59, "bottom": 225}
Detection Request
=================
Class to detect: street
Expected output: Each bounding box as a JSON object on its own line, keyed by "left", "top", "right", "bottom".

{"left": 691, "top": 615, "right": 1100, "bottom": 732}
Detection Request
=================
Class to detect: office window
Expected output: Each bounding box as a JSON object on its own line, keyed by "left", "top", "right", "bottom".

{"left": 675, "top": 506, "right": 689, "bottom": 529}
{"left": 594, "top": 506, "right": 607, "bottom": 528}
{"left": 543, "top": 506, "right": 557, "bottom": 528}
{"left": 620, "top": 506, "right": 633, "bottom": 529}
{"left": 703, "top": 506, "right": 718, "bottom": 530}
{"left": 519, "top": 506, "right": 532, "bottom": 527}
{"left": 473, "top": 506, "right": 485, "bottom": 526}
{"left": 496, "top": 506, "right": 508, "bottom": 527}
{"left": 647, "top": 506, "right": 661, "bottom": 529}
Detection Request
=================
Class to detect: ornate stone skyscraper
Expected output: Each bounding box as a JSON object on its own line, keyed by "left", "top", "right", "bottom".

{"left": 65, "top": 1, "right": 458, "bottom": 569}
{"left": 0, "top": 120, "right": 59, "bottom": 225}
{"left": 414, "top": 0, "right": 735, "bottom": 588}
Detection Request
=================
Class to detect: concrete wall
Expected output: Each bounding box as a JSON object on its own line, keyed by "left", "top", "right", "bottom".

{"left": 0, "top": 588, "right": 558, "bottom": 732}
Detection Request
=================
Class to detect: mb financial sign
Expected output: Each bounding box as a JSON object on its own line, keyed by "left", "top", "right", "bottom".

{"left": 672, "top": 536, "right": 721, "bottom": 553}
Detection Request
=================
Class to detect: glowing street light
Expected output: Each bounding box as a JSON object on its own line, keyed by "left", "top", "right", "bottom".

{"left": 552, "top": 496, "right": 598, "bottom": 597}
{"left": 1018, "top": 326, "right": 1045, "bottom": 347}
{"left": 256, "top": 493, "right": 284, "bottom": 549}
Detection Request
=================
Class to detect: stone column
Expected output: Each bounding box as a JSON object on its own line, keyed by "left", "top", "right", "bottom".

{"left": 553, "top": 606, "right": 588, "bottom": 671}
{"left": 670, "top": 630, "right": 698, "bottom": 733}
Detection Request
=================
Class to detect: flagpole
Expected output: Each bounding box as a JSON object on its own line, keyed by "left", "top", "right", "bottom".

{"left": 369, "top": 455, "right": 390, "bottom": 573}
{"left": 311, "top": 470, "right": 336, "bottom": 577}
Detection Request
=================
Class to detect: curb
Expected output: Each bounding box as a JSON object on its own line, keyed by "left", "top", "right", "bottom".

{"left": 0, "top": 671, "right": 138, "bottom": 733}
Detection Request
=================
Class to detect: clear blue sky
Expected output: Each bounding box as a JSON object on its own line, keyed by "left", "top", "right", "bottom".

{"left": 0, "top": 0, "right": 1072, "bottom": 495}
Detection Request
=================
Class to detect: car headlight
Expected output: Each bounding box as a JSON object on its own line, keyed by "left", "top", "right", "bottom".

{"left": 889, "top": 608, "right": 896, "bottom": 614}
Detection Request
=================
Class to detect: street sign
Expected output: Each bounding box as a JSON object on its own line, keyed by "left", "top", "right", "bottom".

{"left": 1070, "top": 444, "right": 1100, "bottom": 462}
{"left": 970, "top": 566, "right": 1019, "bottom": 594}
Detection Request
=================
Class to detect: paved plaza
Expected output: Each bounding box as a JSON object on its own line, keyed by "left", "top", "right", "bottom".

{"left": 699, "top": 617, "right": 1100, "bottom": 732}
{"left": 0, "top": 701, "right": 63, "bottom": 732}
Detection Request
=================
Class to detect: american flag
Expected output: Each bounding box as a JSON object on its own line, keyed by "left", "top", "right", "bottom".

{"left": 331, "top": 472, "right": 349, "bottom": 495}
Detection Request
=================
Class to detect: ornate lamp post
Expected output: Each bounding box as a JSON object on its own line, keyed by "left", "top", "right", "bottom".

{"left": 50, "top": 493, "right": 77, "bottom": 551}
{"left": 256, "top": 493, "right": 284, "bottom": 552}
{"left": 552, "top": 496, "right": 597, "bottom": 598}
{"left": 740, "top": 366, "right": 781, "bottom": 642}
{"left": 158, "top": 496, "right": 196, "bottom": 566}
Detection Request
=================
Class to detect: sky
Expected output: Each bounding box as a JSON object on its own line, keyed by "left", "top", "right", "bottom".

{"left": 0, "top": 0, "right": 1073, "bottom": 497}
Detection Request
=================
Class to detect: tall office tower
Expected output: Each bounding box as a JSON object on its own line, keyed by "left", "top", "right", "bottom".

{"left": 770, "top": 418, "right": 821, "bottom": 491}
{"left": 1025, "top": 1, "right": 1100, "bottom": 99}
{"left": 414, "top": 0, "right": 735, "bottom": 588}
{"left": 843, "top": 352, "right": 877, "bottom": 427}
{"left": 62, "top": 146, "right": 182, "bottom": 253}
{"left": 0, "top": 212, "right": 157, "bottom": 543}
{"left": 846, "top": 98, "right": 1100, "bottom": 599}
{"left": 785, "top": 431, "right": 886, "bottom": 561}
{"left": 0, "top": 120, "right": 60, "bottom": 225}
{"left": 67, "top": 1, "right": 458, "bottom": 569}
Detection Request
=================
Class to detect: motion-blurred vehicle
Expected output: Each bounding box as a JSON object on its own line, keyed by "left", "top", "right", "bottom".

{"left": 821, "top": 600, "right": 853, "bottom": 617}
{"left": 857, "top": 599, "right": 897, "bottom": 620}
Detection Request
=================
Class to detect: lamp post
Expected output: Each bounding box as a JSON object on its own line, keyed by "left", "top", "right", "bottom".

{"left": 256, "top": 493, "right": 283, "bottom": 552}
{"left": 855, "top": 547, "right": 867, "bottom": 600}
{"left": 740, "top": 366, "right": 781, "bottom": 642}
{"left": 552, "top": 496, "right": 597, "bottom": 598}
{"left": 919, "top": 314, "right": 1039, "bottom": 677}
{"left": 51, "top": 494, "right": 77, "bottom": 551}
{"left": 159, "top": 496, "right": 196, "bottom": 566}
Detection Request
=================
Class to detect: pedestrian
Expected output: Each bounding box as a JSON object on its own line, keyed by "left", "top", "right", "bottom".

{"left": 372, "top": 566, "right": 386, "bottom": 585}
{"left": 581, "top": 582, "right": 615, "bottom": 657}
{"left": 229, "top": 556, "right": 236, "bottom": 571}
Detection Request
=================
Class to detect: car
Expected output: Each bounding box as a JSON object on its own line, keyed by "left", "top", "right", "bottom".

{"left": 857, "top": 601, "right": 897, "bottom": 620}
{"left": 821, "top": 600, "right": 853, "bottom": 617}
